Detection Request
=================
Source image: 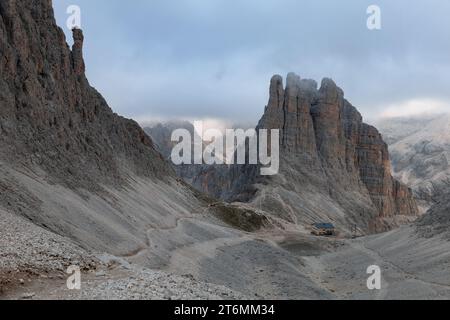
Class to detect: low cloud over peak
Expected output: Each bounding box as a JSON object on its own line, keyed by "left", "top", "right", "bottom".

{"left": 54, "top": 0, "right": 450, "bottom": 124}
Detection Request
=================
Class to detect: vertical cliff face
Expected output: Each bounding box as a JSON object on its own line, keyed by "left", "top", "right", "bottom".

{"left": 260, "top": 73, "right": 319, "bottom": 162}
{"left": 257, "top": 74, "right": 419, "bottom": 229}
{"left": 0, "top": 0, "right": 171, "bottom": 191}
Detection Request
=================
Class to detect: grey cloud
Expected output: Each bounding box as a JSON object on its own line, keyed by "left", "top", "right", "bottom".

{"left": 53, "top": 0, "right": 450, "bottom": 124}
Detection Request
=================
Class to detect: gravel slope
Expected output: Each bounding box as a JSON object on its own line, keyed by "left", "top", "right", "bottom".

{"left": 0, "top": 208, "right": 248, "bottom": 300}
{"left": 0, "top": 208, "right": 97, "bottom": 295}
{"left": 305, "top": 226, "right": 450, "bottom": 300}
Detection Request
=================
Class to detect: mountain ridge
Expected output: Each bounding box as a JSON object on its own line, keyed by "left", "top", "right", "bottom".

{"left": 0, "top": 0, "right": 172, "bottom": 194}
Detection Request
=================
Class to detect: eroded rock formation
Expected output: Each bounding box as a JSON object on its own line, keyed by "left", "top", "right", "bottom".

{"left": 264, "top": 74, "right": 417, "bottom": 222}
{"left": 186, "top": 73, "right": 419, "bottom": 233}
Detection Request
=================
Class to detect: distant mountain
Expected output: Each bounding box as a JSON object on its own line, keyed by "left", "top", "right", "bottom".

{"left": 145, "top": 121, "right": 196, "bottom": 160}
{"left": 375, "top": 115, "right": 440, "bottom": 145}
{"left": 144, "top": 121, "right": 209, "bottom": 185}
{"left": 377, "top": 114, "right": 450, "bottom": 212}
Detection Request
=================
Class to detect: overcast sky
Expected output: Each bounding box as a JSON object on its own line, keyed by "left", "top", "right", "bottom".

{"left": 53, "top": 0, "right": 450, "bottom": 126}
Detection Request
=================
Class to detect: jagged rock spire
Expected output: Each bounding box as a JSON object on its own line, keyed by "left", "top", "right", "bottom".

{"left": 72, "top": 28, "right": 85, "bottom": 75}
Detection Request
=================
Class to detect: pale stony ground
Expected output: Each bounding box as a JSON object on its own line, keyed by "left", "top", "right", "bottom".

{"left": 3, "top": 205, "right": 450, "bottom": 300}
{"left": 0, "top": 209, "right": 248, "bottom": 300}
{"left": 0, "top": 163, "right": 330, "bottom": 300}
{"left": 2, "top": 164, "right": 450, "bottom": 300}
{"left": 3, "top": 259, "right": 249, "bottom": 300}
{"left": 0, "top": 209, "right": 97, "bottom": 295}
{"left": 0, "top": 206, "right": 330, "bottom": 300}
{"left": 304, "top": 226, "right": 450, "bottom": 300}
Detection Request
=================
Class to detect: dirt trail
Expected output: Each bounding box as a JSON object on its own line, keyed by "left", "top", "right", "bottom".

{"left": 167, "top": 235, "right": 252, "bottom": 276}
{"left": 123, "top": 215, "right": 198, "bottom": 260}
{"left": 122, "top": 204, "right": 212, "bottom": 260}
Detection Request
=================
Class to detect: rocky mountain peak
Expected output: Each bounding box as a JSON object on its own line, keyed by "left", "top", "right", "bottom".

{"left": 261, "top": 73, "right": 418, "bottom": 228}
{"left": 318, "top": 78, "right": 343, "bottom": 104}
